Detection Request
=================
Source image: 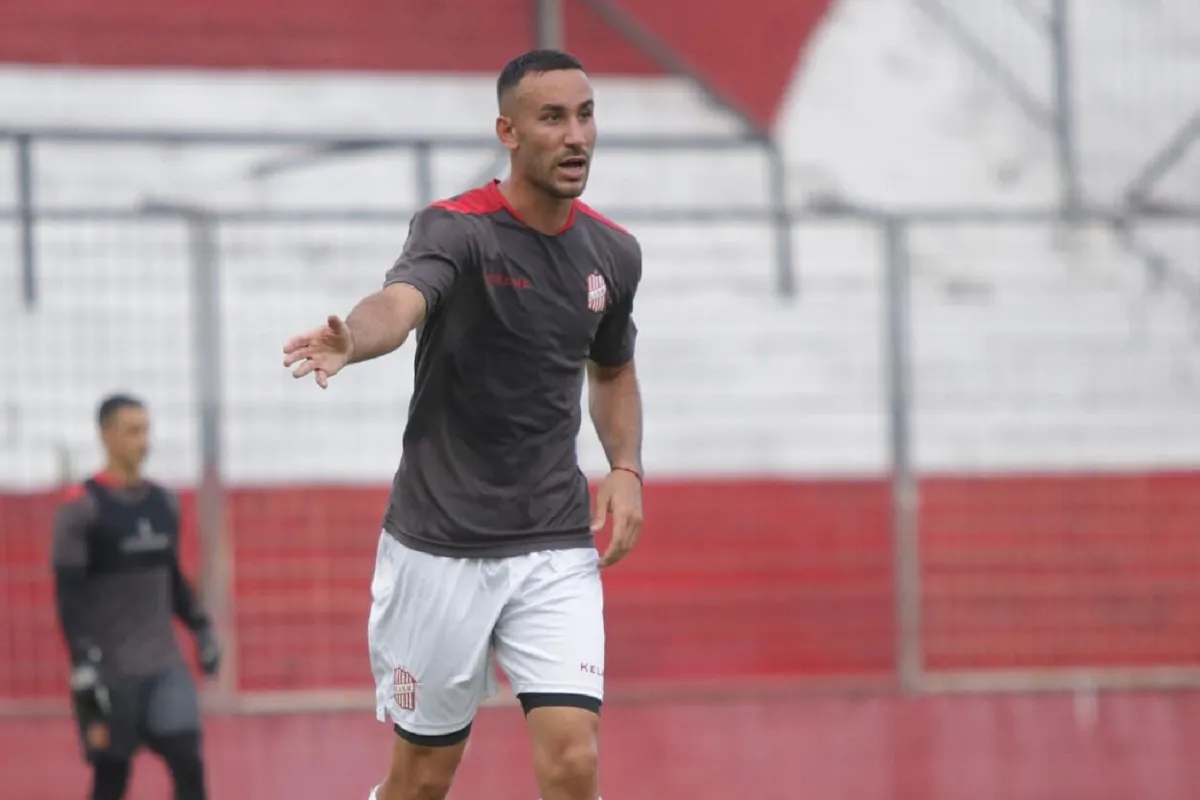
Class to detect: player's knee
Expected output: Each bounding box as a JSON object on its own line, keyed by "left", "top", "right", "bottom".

{"left": 90, "top": 757, "right": 132, "bottom": 800}
{"left": 529, "top": 713, "right": 600, "bottom": 793}
{"left": 535, "top": 738, "right": 599, "bottom": 792}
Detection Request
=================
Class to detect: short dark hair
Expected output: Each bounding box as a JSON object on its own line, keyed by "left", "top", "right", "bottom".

{"left": 97, "top": 393, "right": 144, "bottom": 427}
{"left": 497, "top": 49, "right": 586, "bottom": 106}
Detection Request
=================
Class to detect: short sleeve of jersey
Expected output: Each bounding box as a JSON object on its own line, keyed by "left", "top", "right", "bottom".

{"left": 51, "top": 491, "right": 96, "bottom": 570}
{"left": 589, "top": 236, "right": 643, "bottom": 367}
{"left": 383, "top": 206, "right": 472, "bottom": 316}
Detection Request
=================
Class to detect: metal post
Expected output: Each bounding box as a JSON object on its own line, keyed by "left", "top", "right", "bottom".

{"left": 414, "top": 142, "right": 435, "bottom": 208}
{"left": 766, "top": 143, "right": 796, "bottom": 298}
{"left": 1049, "top": 0, "right": 1081, "bottom": 216}
{"left": 883, "top": 216, "right": 921, "bottom": 691}
{"left": 1123, "top": 111, "right": 1200, "bottom": 205}
{"left": 535, "top": 0, "right": 565, "bottom": 50}
{"left": 16, "top": 135, "right": 36, "bottom": 309}
{"left": 185, "top": 210, "right": 236, "bottom": 707}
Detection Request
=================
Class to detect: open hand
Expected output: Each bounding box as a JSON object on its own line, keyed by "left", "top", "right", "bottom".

{"left": 592, "top": 468, "right": 644, "bottom": 568}
{"left": 283, "top": 315, "right": 354, "bottom": 389}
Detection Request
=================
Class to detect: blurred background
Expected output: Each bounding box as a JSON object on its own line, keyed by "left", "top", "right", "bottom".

{"left": 2, "top": 0, "right": 1200, "bottom": 797}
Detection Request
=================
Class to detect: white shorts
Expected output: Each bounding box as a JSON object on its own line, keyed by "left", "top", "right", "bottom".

{"left": 368, "top": 533, "right": 605, "bottom": 739}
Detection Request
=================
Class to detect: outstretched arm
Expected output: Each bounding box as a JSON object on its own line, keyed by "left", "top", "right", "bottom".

{"left": 344, "top": 283, "right": 429, "bottom": 365}
{"left": 284, "top": 206, "right": 465, "bottom": 386}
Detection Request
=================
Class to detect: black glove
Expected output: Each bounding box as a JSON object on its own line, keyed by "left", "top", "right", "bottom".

{"left": 194, "top": 626, "right": 221, "bottom": 677}
{"left": 69, "top": 646, "right": 111, "bottom": 722}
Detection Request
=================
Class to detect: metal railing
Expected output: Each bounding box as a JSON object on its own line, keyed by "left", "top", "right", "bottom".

{"left": 1, "top": 127, "right": 796, "bottom": 308}
{"left": 4, "top": 199, "right": 1199, "bottom": 716}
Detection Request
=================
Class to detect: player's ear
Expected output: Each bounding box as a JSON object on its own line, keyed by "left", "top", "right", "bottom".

{"left": 495, "top": 115, "right": 518, "bottom": 152}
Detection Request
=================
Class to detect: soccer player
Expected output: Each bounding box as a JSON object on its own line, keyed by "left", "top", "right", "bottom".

{"left": 282, "top": 49, "right": 643, "bottom": 800}
{"left": 51, "top": 394, "right": 221, "bottom": 800}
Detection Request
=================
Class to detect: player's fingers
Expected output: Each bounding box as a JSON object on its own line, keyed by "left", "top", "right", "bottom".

{"left": 282, "top": 348, "right": 309, "bottom": 367}
{"left": 591, "top": 497, "right": 609, "bottom": 532}
{"left": 283, "top": 331, "right": 316, "bottom": 353}
{"left": 327, "top": 315, "right": 347, "bottom": 335}
{"left": 292, "top": 360, "right": 316, "bottom": 379}
{"left": 603, "top": 508, "right": 642, "bottom": 568}
{"left": 600, "top": 535, "right": 629, "bottom": 568}
{"left": 599, "top": 533, "right": 618, "bottom": 567}
{"left": 316, "top": 369, "right": 329, "bottom": 389}
{"left": 285, "top": 342, "right": 330, "bottom": 366}
{"left": 601, "top": 515, "right": 632, "bottom": 567}
{"left": 625, "top": 511, "right": 643, "bottom": 541}
{"left": 591, "top": 481, "right": 613, "bottom": 532}
{"left": 620, "top": 513, "right": 639, "bottom": 541}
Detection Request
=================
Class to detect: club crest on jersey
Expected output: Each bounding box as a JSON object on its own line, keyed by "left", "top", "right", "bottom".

{"left": 586, "top": 272, "right": 608, "bottom": 313}
{"left": 393, "top": 666, "right": 417, "bottom": 711}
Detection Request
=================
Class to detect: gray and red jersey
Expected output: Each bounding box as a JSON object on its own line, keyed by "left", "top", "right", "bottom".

{"left": 51, "top": 472, "right": 209, "bottom": 676}
{"left": 382, "top": 180, "right": 642, "bottom": 559}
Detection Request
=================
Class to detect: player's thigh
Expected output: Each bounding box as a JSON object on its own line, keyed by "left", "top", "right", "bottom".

{"left": 143, "top": 665, "right": 202, "bottom": 739}
{"left": 76, "top": 675, "right": 142, "bottom": 763}
{"left": 368, "top": 532, "right": 503, "bottom": 743}
{"left": 493, "top": 547, "right": 605, "bottom": 711}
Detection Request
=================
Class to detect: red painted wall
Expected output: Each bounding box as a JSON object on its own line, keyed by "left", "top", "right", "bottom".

{"left": 6, "top": 691, "right": 1200, "bottom": 799}
{"left": 0, "top": 0, "right": 830, "bottom": 128}
{"left": 922, "top": 472, "right": 1200, "bottom": 671}
{"left": 3, "top": 472, "right": 1199, "bottom": 702}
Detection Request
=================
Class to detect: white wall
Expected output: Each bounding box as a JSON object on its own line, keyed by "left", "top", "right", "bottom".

{"left": 3, "top": 0, "right": 1199, "bottom": 489}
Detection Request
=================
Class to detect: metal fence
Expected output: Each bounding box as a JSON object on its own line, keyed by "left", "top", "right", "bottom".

{"left": 1, "top": 127, "right": 795, "bottom": 307}
{"left": 4, "top": 192, "right": 1199, "bottom": 716}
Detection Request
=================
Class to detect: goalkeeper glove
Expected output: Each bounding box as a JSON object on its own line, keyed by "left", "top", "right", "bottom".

{"left": 194, "top": 626, "right": 222, "bottom": 677}
{"left": 69, "top": 646, "right": 111, "bottom": 721}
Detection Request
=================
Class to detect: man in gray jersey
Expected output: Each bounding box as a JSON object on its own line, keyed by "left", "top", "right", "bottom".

{"left": 52, "top": 394, "right": 221, "bottom": 800}
{"left": 282, "top": 49, "right": 643, "bottom": 800}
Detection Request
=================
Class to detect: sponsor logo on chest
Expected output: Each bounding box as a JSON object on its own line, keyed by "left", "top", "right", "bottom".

{"left": 121, "top": 517, "right": 172, "bottom": 553}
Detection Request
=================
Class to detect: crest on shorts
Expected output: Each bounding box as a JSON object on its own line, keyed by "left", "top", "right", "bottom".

{"left": 393, "top": 666, "right": 417, "bottom": 711}
{"left": 586, "top": 272, "right": 608, "bottom": 313}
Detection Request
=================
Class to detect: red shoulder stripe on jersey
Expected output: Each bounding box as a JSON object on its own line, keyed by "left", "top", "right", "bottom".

{"left": 431, "top": 183, "right": 506, "bottom": 215}
{"left": 576, "top": 202, "right": 629, "bottom": 235}
{"left": 434, "top": 181, "right": 580, "bottom": 234}
{"left": 92, "top": 470, "right": 122, "bottom": 488}
{"left": 61, "top": 483, "right": 86, "bottom": 502}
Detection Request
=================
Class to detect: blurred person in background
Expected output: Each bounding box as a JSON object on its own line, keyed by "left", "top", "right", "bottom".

{"left": 51, "top": 393, "right": 221, "bottom": 800}
{"left": 283, "top": 48, "right": 643, "bottom": 800}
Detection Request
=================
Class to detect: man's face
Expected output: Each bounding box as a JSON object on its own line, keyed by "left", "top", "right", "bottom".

{"left": 101, "top": 405, "right": 150, "bottom": 469}
{"left": 499, "top": 69, "right": 597, "bottom": 200}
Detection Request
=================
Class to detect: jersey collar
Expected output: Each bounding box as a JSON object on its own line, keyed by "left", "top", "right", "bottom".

{"left": 490, "top": 180, "right": 578, "bottom": 235}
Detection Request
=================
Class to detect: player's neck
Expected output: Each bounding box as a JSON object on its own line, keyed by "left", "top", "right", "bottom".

{"left": 497, "top": 178, "right": 574, "bottom": 235}
{"left": 102, "top": 461, "right": 142, "bottom": 486}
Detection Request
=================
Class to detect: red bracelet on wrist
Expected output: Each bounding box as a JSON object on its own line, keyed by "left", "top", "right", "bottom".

{"left": 611, "top": 465, "right": 643, "bottom": 484}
